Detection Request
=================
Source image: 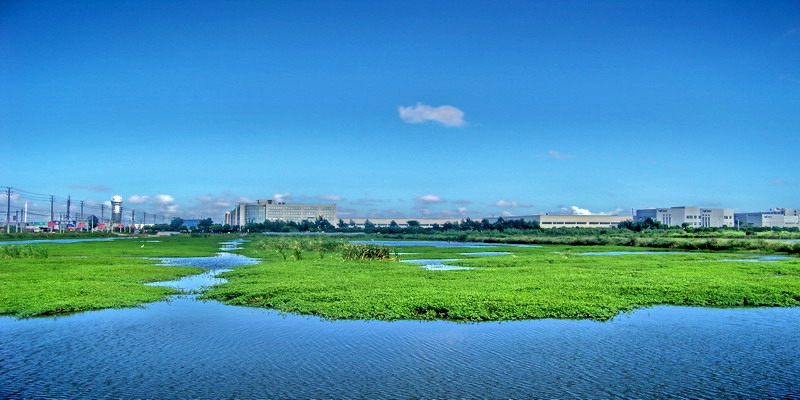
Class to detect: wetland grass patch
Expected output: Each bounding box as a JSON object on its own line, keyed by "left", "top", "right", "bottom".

{"left": 204, "top": 239, "right": 800, "bottom": 321}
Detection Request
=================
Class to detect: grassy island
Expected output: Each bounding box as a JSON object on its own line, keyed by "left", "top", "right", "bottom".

{"left": 0, "top": 236, "right": 223, "bottom": 317}
{"left": 204, "top": 237, "right": 800, "bottom": 321}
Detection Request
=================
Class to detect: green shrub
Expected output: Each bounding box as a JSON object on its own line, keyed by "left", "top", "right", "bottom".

{"left": 340, "top": 244, "right": 394, "bottom": 260}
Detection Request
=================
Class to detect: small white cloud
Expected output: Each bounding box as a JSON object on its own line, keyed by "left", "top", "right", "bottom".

{"left": 320, "top": 195, "right": 343, "bottom": 201}
{"left": 535, "top": 150, "right": 575, "bottom": 160}
{"left": 398, "top": 103, "right": 465, "bottom": 127}
{"left": 274, "top": 193, "right": 292, "bottom": 203}
{"left": 563, "top": 206, "right": 592, "bottom": 215}
{"left": 493, "top": 200, "right": 533, "bottom": 208}
{"left": 128, "top": 195, "right": 150, "bottom": 204}
{"left": 416, "top": 194, "right": 446, "bottom": 204}
{"left": 155, "top": 194, "right": 175, "bottom": 204}
{"left": 559, "top": 206, "right": 624, "bottom": 216}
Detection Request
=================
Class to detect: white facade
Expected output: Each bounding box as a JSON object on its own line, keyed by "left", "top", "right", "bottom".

{"left": 635, "top": 206, "right": 734, "bottom": 227}
{"left": 734, "top": 208, "right": 799, "bottom": 228}
{"left": 226, "top": 200, "right": 336, "bottom": 226}
{"left": 486, "top": 214, "right": 631, "bottom": 229}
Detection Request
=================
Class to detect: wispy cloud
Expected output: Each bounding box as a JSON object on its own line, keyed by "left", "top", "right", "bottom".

{"left": 273, "top": 192, "right": 292, "bottom": 202}
{"left": 416, "top": 194, "right": 446, "bottom": 204}
{"left": 320, "top": 194, "right": 343, "bottom": 201}
{"left": 452, "top": 199, "right": 472, "bottom": 205}
{"left": 398, "top": 103, "right": 466, "bottom": 127}
{"left": 534, "top": 150, "right": 575, "bottom": 160}
{"left": 492, "top": 200, "right": 533, "bottom": 208}
{"left": 350, "top": 198, "right": 385, "bottom": 205}
{"left": 126, "top": 194, "right": 180, "bottom": 215}
{"left": 558, "top": 206, "right": 624, "bottom": 216}
{"left": 68, "top": 185, "right": 111, "bottom": 192}
{"left": 771, "top": 179, "right": 800, "bottom": 187}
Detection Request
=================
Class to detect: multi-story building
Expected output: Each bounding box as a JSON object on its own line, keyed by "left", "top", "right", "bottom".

{"left": 485, "top": 214, "right": 631, "bottom": 228}
{"left": 734, "top": 208, "right": 799, "bottom": 228}
{"left": 635, "top": 206, "right": 734, "bottom": 227}
{"left": 225, "top": 200, "right": 336, "bottom": 226}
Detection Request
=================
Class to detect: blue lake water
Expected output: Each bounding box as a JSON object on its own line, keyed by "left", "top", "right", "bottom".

{"left": 578, "top": 251, "right": 797, "bottom": 262}
{"left": 351, "top": 240, "right": 535, "bottom": 248}
{"left": 2, "top": 239, "right": 799, "bottom": 398}
{"left": 0, "top": 237, "right": 126, "bottom": 245}
{"left": 400, "top": 259, "right": 473, "bottom": 270}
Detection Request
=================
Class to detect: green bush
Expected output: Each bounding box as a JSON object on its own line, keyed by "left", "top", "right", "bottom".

{"left": 340, "top": 244, "right": 394, "bottom": 260}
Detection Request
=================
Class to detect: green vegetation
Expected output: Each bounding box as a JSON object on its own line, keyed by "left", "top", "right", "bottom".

{"left": 1, "top": 245, "right": 49, "bottom": 259}
{"left": 0, "top": 235, "right": 227, "bottom": 317}
{"left": 204, "top": 237, "right": 800, "bottom": 321}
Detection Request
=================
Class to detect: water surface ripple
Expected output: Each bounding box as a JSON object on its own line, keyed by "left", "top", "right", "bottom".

{"left": 1, "top": 240, "right": 799, "bottom": 399}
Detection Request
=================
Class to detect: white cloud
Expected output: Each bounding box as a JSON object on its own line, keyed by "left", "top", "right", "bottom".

{"left": 398, "top": 103, "right": 466, "bottom": 127}
{"left": 128, "top": 195, "right": 150, "bottom": 204}
{"left": 493, "top": 200, "right": 533, "bottom": 208}
{"left": 501, "top": 211, "right": 514, "bottom": 217}
{"left": 534, "top": 150, "right": 575, "bottom": 160}
{"left": 416, "top": 194, "right": 446, "bottom": 204}
{"left": 155, "top": 194, "right": 174, "bottom": 204}
{"left": 563, "top": 206, "right": 592, "bottom": 215}
{"left": 560, "top": 206, "right": 624, "bottom": 216}
{"left": 320, "top": 195, "right": 343, "bottom": 201}
{"left": 274, "top": 193, "right": 292, "bottom": 203}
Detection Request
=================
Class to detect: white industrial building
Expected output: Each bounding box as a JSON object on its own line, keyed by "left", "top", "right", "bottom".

{"left": 635, "top": 206, "right": 734, "bottom": 228}
{"left": 225, "top": 200, "right": 336, "bottom": 226}
{"left": 485, "top": 214, "right": 631, "bottom": 228}
{"left": 734, "top": 208, "right": 799, "bottom": 228}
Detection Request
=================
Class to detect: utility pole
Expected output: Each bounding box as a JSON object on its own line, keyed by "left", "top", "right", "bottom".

{"left": 80, "top": 201, "right": 85, "bottom": 223}
{"left": 50, "top": 195, "right": 55, "bottom": 224}
{"left": 5, "top": 187, "right": 11, "bottom": 234}
{"left": 131, "top": 209, "right": 135, "bottom": 226}
{"left": 15, "top": 210, "right": 19, "bottom": 232}
{"left": 143, "top": 211, "right": 147, "bottom": 225}
{"left": 101, "top": 204, "right": 105, "bottom": 222}
{"left": 66, "top": 196, "right": 71, "bottom": 221}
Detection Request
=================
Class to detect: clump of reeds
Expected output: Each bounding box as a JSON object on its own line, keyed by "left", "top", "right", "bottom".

{"left": 340, "top": 243, "right": 394, "bottom": 260}
{"left": 1, "top": 245, "right": 49, "bottom": 259}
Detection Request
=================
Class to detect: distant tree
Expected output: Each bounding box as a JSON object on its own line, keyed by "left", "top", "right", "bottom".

{"left": 363, "top": 220, "right": 375, "bottom": 233}
{"left": 198, "top": 218, "right": 213, "bottom": 229}
{"left": 170, "top": 218, "right": 184, "bottom": 230}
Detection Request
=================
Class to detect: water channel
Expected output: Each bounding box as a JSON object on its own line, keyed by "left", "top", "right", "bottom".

{"left": 1, "top": 240, "right": 799, "bottom": 398}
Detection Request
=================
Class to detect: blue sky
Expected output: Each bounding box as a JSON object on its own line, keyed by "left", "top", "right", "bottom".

{"left": 2, "top": 0, "right": 798, "bottom": 222}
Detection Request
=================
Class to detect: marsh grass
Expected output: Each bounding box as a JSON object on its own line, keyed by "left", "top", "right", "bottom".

{"left": 0, "top": 235, "right": 225, "bottom": 317}
{"left": 204, "top": 239, "right": 800, "bottom": 322}
{"left": 1, "top": 245, "right": 49, "bottom": 259}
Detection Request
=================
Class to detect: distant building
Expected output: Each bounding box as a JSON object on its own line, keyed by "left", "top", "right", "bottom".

{"left": 181, "top": 219, "right": 201, "bottom": 228}
{"left": 225, "top": 200, "right": 336, "bottom": 226}
{"left": 635, "top": 206, "right": 734, "bottom": 227}
{"left": 734, "top": 208, "right": 799, "bottom": 228}
{"left": 485, "top": 214, "right": 631, "bottom": 228}
{"left": 345, "top": 218, "right": 464, "bottom": 228}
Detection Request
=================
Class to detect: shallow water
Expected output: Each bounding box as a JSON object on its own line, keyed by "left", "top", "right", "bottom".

{"left": 0, "top": 237, "right": 126, "bottom": 245}
{"left": 460, "top": 251, "right": 513, "bottom": 256}
{"left": 400, "top": 258, "right": 473, "bottom": 270}
{"left": 578, "top": 251, "right": 797, "bottom": 262}
{"left": 351, "top": 240, "right": 535, "bottom": 248}
{"left": 2, "top": 239, "right": 799, "bottom": 398}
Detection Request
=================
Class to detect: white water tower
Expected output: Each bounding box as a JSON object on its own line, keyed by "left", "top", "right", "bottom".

{"left": 111, "top": 195, "right": 123, "bottom": 223}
